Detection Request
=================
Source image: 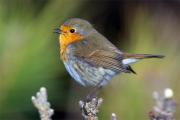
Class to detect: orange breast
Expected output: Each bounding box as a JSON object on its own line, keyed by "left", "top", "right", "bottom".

{"left": 59, "top": 25, "right": 84, "bottom": 61}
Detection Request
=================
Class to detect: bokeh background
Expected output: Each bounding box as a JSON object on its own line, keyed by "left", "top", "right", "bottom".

{"left": 0, "top": 0, "right": 180, "bottom": 119}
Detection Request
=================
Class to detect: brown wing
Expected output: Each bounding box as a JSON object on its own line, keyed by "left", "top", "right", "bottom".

{"left": 71, "top": 30, "right": 136, "bottom": 74}
{"left": 76, "top": 50, "right": 134, "bottom": 73}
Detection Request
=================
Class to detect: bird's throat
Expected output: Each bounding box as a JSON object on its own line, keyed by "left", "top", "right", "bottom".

{"left": 59, "top": 33, "right": 83, "bottom": 61}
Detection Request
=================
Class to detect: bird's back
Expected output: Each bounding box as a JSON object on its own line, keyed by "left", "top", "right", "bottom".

{"left": 70, "top": 30, "right": 122, "bottom": 56}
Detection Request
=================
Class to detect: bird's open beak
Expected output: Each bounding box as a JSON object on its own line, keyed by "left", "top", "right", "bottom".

{"left": 54, "top": 28, "right": 61, "bottom": 34}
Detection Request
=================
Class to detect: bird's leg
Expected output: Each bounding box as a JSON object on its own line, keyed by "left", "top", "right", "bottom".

{"left": 85, "top": 86, "right": 102, "bottom": 102}
{"left": 85, "top": 80, "right": 104, "bottom": 102}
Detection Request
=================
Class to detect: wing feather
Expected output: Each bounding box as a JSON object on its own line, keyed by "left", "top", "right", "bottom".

{"left": 76, "top": 50, "right": 132, "bottom": 73}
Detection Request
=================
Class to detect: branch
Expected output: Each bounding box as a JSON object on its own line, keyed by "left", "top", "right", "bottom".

{"left": 111, "top": 113, "right": 118, "bottom": 120}
{"left": 149, "top": 88, "right": 176, "bottom": 120}
{"left": 31, "top": 87, "right": 176, "bottom": 120}
{"left": 31, "top": 87, "right": 54, "bottom": 120}
{"left": 79, "top": 97, "right": 103, "bottom": 120}
{"left": 79, "top": 97, "right": 118, "bottom": 120}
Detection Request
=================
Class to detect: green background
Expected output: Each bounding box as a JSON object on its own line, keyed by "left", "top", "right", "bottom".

{"left": 0, "top": 0, "right": 179, "bottom": 119}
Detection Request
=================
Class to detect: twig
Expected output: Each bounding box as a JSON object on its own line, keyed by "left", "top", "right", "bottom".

{"left": 111, "top": 113, "right": 118, "bottom": 120}
{"left": 31, "top": 87, "right": 176, "bottom": 120}
{"left": 79, "top": 97, "right": 118, "bottom": 120}
{"left": 31, "top": 87, "right": 54, "bottom": 120}
{"left": 79, "top": 97, "right": 103, "bottom": 120}
{"left": 149, "top": 88, "right": 176, "bottom": 120}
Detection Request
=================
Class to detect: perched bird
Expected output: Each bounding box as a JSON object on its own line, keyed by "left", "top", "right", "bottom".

{"left": 54, "top": 18, "right": 164, "bottom": 87}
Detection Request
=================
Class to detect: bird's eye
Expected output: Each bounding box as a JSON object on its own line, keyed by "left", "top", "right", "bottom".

{"left": 70, "top": 28, "right": 75, "bottom": 33}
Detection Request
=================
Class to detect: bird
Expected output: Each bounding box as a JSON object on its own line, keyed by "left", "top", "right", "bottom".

{"left": 54, "top": 18, "right": 164, "bottom": 87}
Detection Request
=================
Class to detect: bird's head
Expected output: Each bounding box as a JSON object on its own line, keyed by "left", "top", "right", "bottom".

{"left": 54, "top": 18, "right": 94, "bottom": 60}
{"left": 55, "top": 18, "right": 93, "bottom": 43}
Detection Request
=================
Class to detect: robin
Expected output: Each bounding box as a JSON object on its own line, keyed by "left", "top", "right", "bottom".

{"left": 54, "top": 18, "right": 164, "bottom": 87}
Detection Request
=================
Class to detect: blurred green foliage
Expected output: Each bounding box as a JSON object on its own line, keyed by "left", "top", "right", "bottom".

{"left": 0, "top": 0, "right": 180, "bottom": 120}
{"left": 0, "top": 0, "right": 83, "bottom": 119}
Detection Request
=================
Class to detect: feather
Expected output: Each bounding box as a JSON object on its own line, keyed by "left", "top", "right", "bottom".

{"left": 123, "top": 53, "right": 165, "bottom": 59}
{"left": 75, "top": 50, "right": 133, "bottom": 74}
{"left": 122, "top": 53, "right": 164, "bottom": 65}
{"left": 122, "top": 58, "right": 139, "bottom": 65}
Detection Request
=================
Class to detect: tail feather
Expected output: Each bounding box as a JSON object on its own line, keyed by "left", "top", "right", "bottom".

{"left": 122, "top": 53, "right": 164, "bottom": 74}
{"left": 122, "top": 53, "right": 165, "bottom": 65}
{"left": 124, "top": 53, "right": 165, "bottom": 59}
{"left": 126, "top": 65, "right": 136, "bottom": 74}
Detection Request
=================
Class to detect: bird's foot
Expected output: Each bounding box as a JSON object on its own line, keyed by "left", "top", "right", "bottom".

{"left": 85, "top": 94, "right": 97, "bottom": 102}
